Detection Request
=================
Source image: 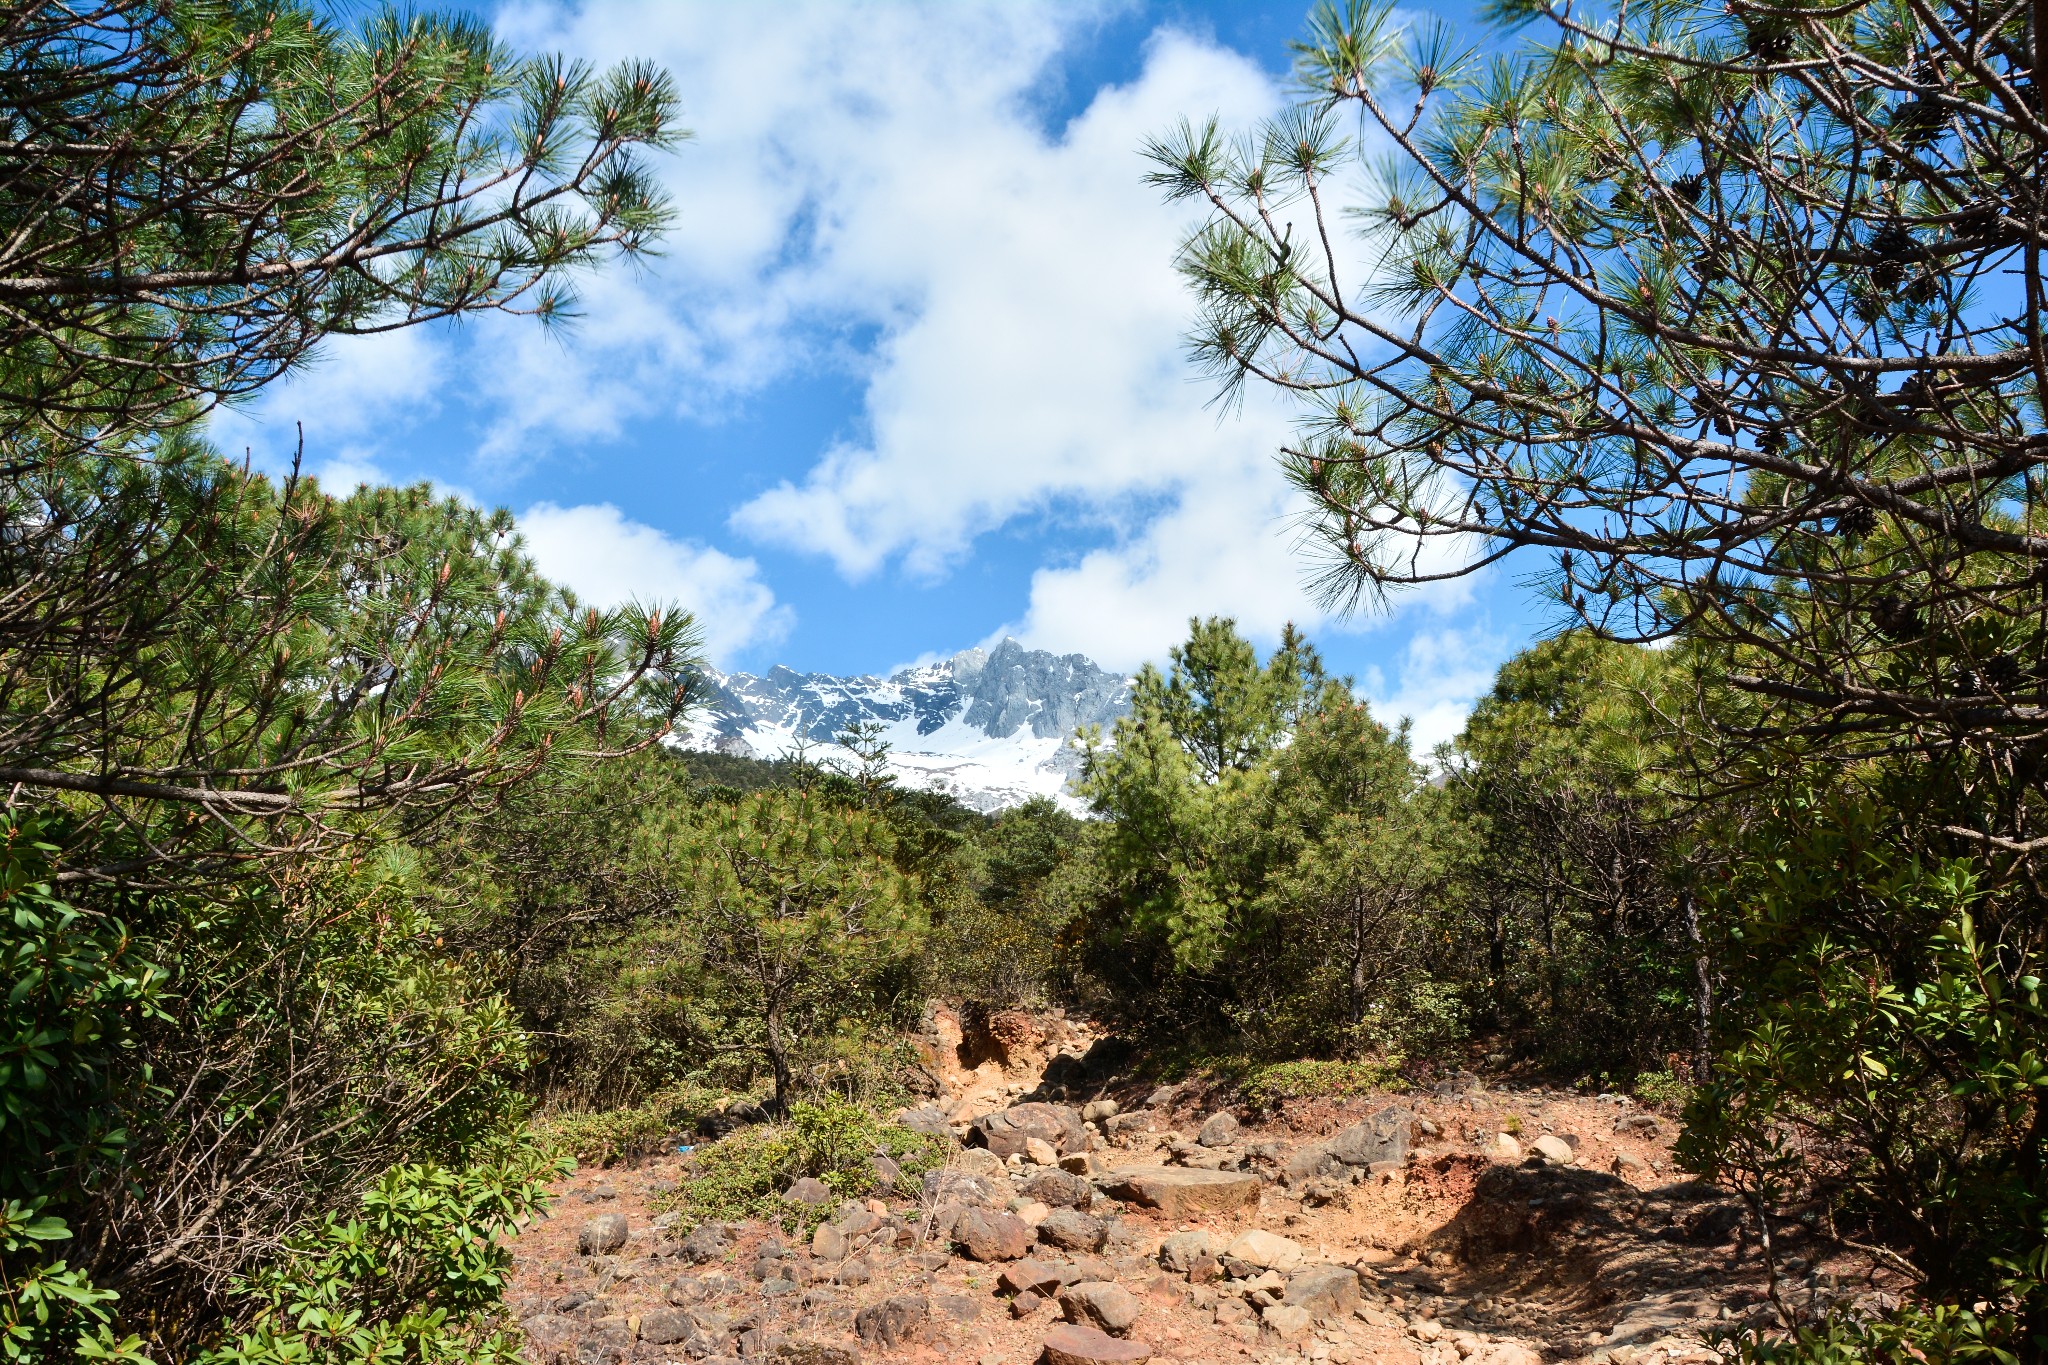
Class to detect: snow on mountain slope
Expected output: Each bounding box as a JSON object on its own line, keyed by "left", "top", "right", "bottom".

{"left": 678, "top": 639, "right": 1132, "bottom": 812}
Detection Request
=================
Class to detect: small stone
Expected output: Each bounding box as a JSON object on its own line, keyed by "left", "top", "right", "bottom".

{"left": 856, "top": 1294, "right": 929, "bottom": 1347}
{"left": 1197, "top": 1112, "right": 1241, "bottom": 1147}
{"left": 578, "top": 1214, "right": 628, "bottom": 1256}
{"left": 869, "top": 1153, "right": 903, "bottom": 1188}
{"left": 811, "top": 1223, "right": 849, "bottom": 1260}
{"left": 1015, "top": 1199, "right": 1053, "bottom": 1228}
{"left": 1263, "top": 1303, "right": 1314, "bottom": 1340}
{"left": 1038, "top": 1208, "right": 1108, "bottom": 1253}
{"left": 1082, "top": 1100, "right": 1121, "bottom": 1123}
{"left": 1286, "top": 1266, "right": 1361, "bottom": 1319}
{"left": 1158, "top": 1230, "right": 1214, "bottom": 1274}
{"left": 1613, "top": 1151, "right": 1648, "bottom": 1178}
{"left": 639, "top": 1308, "right": 697, "bottom": 1345}
{"left": 1026, "top": 1136, "right": 1061, "bottom": 1166}
{"left": 1022, "top": 1169, "right": 1095, "bottom": 1209}
{"left": 1001, "top": 1258, "right": 1070, "bottom": 1297}
{"left": 955, "top": 1147, "right": 1010, "bottom": 1178}
{"left": 1188, "top": 1254, "right": 1221, "bottom": 1284}
{"left": 1060, "top": 1281, "right": 1142, "bottom": 1335}
{"left": 954, "top": 1208, "right": 1034, "bottom": 1261}
{"left": 1224, "top": 1229, "right": 1305, "bottom": 1272}
{"left": 1015, "top": 1289, "right": 1053, "bottom": 1317}
{"left": 1488, "top": 1133, "right": 1522, "bottom": 1164}
{"left": 1041, "top": 1321, "right": 1155, "bottom": 1364}
{"left": 677, "top": 1223, "right": 731, "bottom": 1264}
{"left": 1530, "top": 1135, "right": 1574, "bottom": 1166}
{"left": 783, "top": 1177, "right": 834, "bottom": 1205}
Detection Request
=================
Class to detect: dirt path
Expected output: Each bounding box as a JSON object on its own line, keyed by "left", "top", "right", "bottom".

{"left": 507, "top": 1017, "right": 1896, "bottom": 1365}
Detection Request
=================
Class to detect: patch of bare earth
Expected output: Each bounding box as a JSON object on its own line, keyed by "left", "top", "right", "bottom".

{"left": 507, "top": 1021, "right": 1904, "bottom": 1365}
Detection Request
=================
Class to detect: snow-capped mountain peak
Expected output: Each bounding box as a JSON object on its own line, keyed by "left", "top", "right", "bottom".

{"left": 681, "top": 639, "right": 1132, "bottom": 812}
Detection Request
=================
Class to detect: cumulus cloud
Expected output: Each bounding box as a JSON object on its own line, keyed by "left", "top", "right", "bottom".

{"left": 517, "top": 502, "right": 791, "bottom": 662}
{"left": 1357, "top": 623, "right": 1511, "bottom": 756}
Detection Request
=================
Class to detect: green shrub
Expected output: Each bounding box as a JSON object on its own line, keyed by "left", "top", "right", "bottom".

{"left": 197, "top": 1134, "right": 563, "bottom": 1365}
{"left": 1237, "top": 1056, "right": 1407, "bottom": 1108}
{"left": 1631, "top": 1069, "right": 1694, "bottom": 1111}
{"left": 655, "top": 1099, "right": 946, "bottom": 1233}
{"left": 534, "top": 1084, "right": 729, "bottom": 1166}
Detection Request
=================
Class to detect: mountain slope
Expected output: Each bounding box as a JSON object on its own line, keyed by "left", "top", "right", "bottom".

{"left": 679, "top": 639, "right": 1131, "bottom": 812}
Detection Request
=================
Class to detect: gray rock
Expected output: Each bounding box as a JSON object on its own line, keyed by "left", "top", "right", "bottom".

{"left": 578, "top": 1213, "right": 628, "bottom": 1256}
{"left": 855, "top": 1294, "right": 929, "bottom": 1347}
{"left": 782, "top": 1177, "right": 833, "bottom": 1205}
{"left": 892, "top": 1104, "right": 955, "bottom": 1138}
{"left": 921, "top": 1169, "right": 1003, "bottom": 1208}
{"left": 1285, "top": 1265, "right": 1361, "bottom": 1319}
{"left": 1158, "top": 1230, "right": 1215, "bottom": 1274}
{"left": 1041, "top": 1322, "right": 1156, "bottom": 1364}
{"left": 1262, "top": 1302, "right": 1314, "bottom": 1340}
{"left": 811, "top": 1222, "right": 849, "bottom": 1261}
{"left": 1021, "top": 1168, "right": 1095, "bottom": 1209}
{"left": 1530, "top": 1135, "right": 1574, "bottom": 1166}
{"left": 678, "top": 1222, "right": 732, "bottom": 1264}
{"left": 970, "top": 1102, "right": 1087, "bottom": 1158}
{"left": 1037, "top": 1208, "right": 1108, "bottom": 1253}
{"left": 1061, "top": 1280, "right": 1142, "bottom": 1335}
{"left": 953, "top": 1207, "right": 1033, "bottom": 1261}
{"left": 1327, "top": 1107, "right": 1413, "bottom": 1167}
{"left": 1000, "top": 1258, "right": 1070, "bottom": 1297}
{"left": 1197, "top": 1112, "right": 1241, "bottom": 1147}
{"left": 1082, "top": 1100, "right": 1121, "bottom": 1123}
{"left": 934, "top": 1292, "right": 982, "bottom": 1322}
{"left": 1099, "top": 1166, "right": 1261, "bottom": 1217}
{"left": 869, "top": 1153, "right": 903, "bottom": 1188}
{"left": 834, "top": 1258, "right": 872, "bottom": 1286}
{"left": 639, "top": 1307, "right": 699, "bottom": 1345}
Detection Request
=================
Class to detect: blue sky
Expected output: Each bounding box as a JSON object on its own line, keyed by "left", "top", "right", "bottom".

{"left": 212, "top": 0, "right": 1543, "bottom": 750}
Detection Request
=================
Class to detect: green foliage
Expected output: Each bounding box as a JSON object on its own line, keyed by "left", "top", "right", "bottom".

{"left": 196, "top": 1135, "right": 563, "bottom": 1365}
{"left": 656, "top": 1100, "right": 946, "bottom": 1234}
{"left": 1236, "top": 1057, "right": 1408, "bottom": 1109}
{"left": 929, "top": 798, "right": 1086, "bottom": 1005}
{"left": 1682, "top": 784, "right": 2048, "bottom": 1330}
{"left": 1630, "top": 1070, "right": 1693, "bottom": 1111}
{"left": 534, "top": 1084, "right": 729, "bottom": 1167}
{"left": 1077, "top": 617, "right": 1444, "bottom": 1057}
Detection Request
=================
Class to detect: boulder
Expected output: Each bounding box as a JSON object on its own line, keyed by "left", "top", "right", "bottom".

{"left": 578, "top": 1213, "right": 628, "bottom": 1256}
{"left": 639, "top": 1308, "right": 698, "bottom": 1346}
{"left": 1197, "top": 1112, "right": 1241, "bottom": 1147}
{"left": 1001, "top": 1259, "right": 1071, "bottom": 1297}
{"left": 677, "top": 1222, "right": 732, "bottom": 1265}
{"left": 1284, "top": 1265, "right": 1361, "bottom": 1319}
{"left": 954, "top": 1208, "right": 1033, "bottom": 1261}
{"left": 1261, "top": 1303, "right": 1314, "bottom": 1341}
{"left": 892, "top": 1104, "right": 955, "bottom": 1138}
{"left": 518, "top": 1314, "right": 580, "bottom": 1365}
{"left": 1099, "top": 1167, "right": 1261, "bottom": 1218}
{"left": 1530, "top": 1135, "right": 1574, "bottom": 1167}
{"left": 954, "top": 1147, "right": 1009, "bottom": 1178}
{"left": 1224, "top": 1229, "right": 1304, "bottom": 1272}
{"left": 1041, "top": 1322, "right": 1155, "bottom": 1364}
{"left": 1021, "top": 1169, "right": 1095, "bottom": 1209}
{"left": 811, "top": 1222, "right": 849, "bottom": 1260}
{"left": 972, "top": 1103, "right": 1088, "bottom": 1158}
{"left": 1157, "top": 1230, "right": 1214, "bottom": 1274}
{"left": 922, "top": 1169, "right": 1004, "bottom": 1209}
{"left": 1060, "top": 1281, "right": 1141, "bottom": 1335}
{"left": 855, "top": 1294, "right": 929, "bottom": 1347}
{"left": 1037, "top": 1208, "right": 1108, "bottom": 1253}
{"left": 1327, "top": 1107, "right": 1413, "bottom": 1167}
{"left": 783, "top": 1177, "right": 833, "bottom": 1205}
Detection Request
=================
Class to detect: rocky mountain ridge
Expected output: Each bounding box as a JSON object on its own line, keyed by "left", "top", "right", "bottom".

{"left": 680, "top": 639, "right": 1134, "bottom": 812}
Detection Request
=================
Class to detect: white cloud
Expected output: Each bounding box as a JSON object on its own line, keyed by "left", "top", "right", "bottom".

{"left": 1357, "top": 622, "right": 1510, "bottom": 756}
{"left": 517, "top": 502, "right": 791, "bottom": 662}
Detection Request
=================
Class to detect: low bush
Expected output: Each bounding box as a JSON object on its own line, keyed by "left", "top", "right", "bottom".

{"left": 1235, "top": 1056, "right": 1408, "bottom": 1109}
{"left": 534, "top": 1084, "right": 732, "bottom": 1166}
{"left": 655, "top": 1099, "right": 947, "bottom": 1233}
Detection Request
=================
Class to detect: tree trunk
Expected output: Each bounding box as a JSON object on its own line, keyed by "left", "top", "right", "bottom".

{"left": 1681, "top": 888, "right": 1713, "bottom": 1081}
{"left": 765, "top": 998, "right": 794, "bottom": 1115}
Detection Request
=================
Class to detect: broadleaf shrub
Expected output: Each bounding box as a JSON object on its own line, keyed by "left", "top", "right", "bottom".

{"left": 656, "top": 1100, "right": 947, "bottom": 1232}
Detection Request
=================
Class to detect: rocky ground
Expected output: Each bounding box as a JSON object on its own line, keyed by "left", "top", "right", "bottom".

{"left": 507, "top": 1011, "right": 1901, "bottom": 1365}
